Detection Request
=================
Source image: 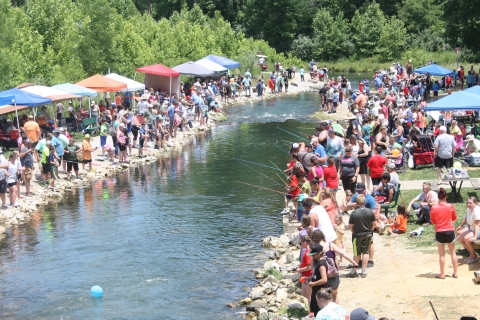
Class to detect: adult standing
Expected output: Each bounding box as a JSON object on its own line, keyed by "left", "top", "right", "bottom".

{"left": 19, "top": 139, "right": 34, "bottom": 196}
{"left": 298, "top": 143, "right": 316, "bottom": 175}
{"left": 311, "top": 137, "right": 327, "bottom": 165}
{"left": 434, "top": 126, "right": 456, "bottom": 185}
{"left": 347, "top": 194, "right": 376, "bottom": 278}
{"left": 375, "top": 126, "right": 388, "bottom": 155}
{"left": 456, "top": 197, "right": 480, "bottom": 264}
{"left": 392, "top": 120, "right": 404, "bottom": 145}
{"left": 338, "top": 146, "right": 359, "bottom": 194}
{"left": 299, "top": 66, "right": 305, "bottom": 82}
{"left": 430, "top": 188, "right": 458, "bottom": 279}
{"left": 366, "top": 146, "right": 387, "bottom": 189}
{"left": 137, "top": 94, "right": 149, "bottom": 115}
{"left": 302, "top": 198, "right": 337, "bottom": 243}
{"left": 306, "top": 244, "right": 329, "bottom": 317}
{"left": 326, "top": 129, "right": 344, "bottom": 170}
{"left": 357, "top": 139, "right": 371, "bottom": 191}
{"left": 81, "top": 134, "right": 96, "bottom": 171}
{"left": 23, "top": 115, "right": 40, "bottom": 147}
{"left": 256, "top": 79, "right": 263, "bottom": 97}
{"left": 326, "top": 86, "right": 334, "bottom": 113}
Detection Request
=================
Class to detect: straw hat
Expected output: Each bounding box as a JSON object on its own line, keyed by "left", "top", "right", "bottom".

{"left": 346, "top": 113, "right": 357, "bottom": 120}
{"left": 140, "top": 94, "right": 149, "bottom": 100}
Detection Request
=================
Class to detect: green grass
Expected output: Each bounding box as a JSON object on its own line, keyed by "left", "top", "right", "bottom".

{"left": 396, "top": 188, "right": 478, "bottom": 257}
{"left": 399, "top": 165, "right": 480, "bottom": 181}
{"left": 265, "top": 269, "right": 283, "bottom": 280}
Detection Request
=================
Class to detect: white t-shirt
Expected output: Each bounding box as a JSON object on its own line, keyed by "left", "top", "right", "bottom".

{"left": 315, "top": 302, "right": 348, "bottom": 320}
{"left": 310, "top": 205, "right": 337, "bottom": 243}
{"left": 466, "top": 206, "right": 480, "bottom": 227}
{"left": 434, "top": 133, "right": 456, "bottom": 159}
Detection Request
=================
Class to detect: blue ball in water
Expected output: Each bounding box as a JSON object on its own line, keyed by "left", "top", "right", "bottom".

{"left": 90, "top": 285, "right": 104, "bottom": 298}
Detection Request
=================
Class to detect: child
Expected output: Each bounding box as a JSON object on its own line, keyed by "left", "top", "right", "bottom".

{"left": 323, "top": 156, "right": 339, "bottom": 199}
{"left": 333, "top": 215, "right": 345, "bottom": 264}
{"left": 387, "top": 205, "right": 408, "bottom": 237}
{"left": 340, "top": 190, "right": 353, "bottom": 215}
{"left": 296, "top": 235, "right": 313, "bottom": 308}
{"left": 298, "top": 215, "right": 314, "bottom": 241}
{"left": 47, "top": 144, "right": 59, "bottom": 190}
{"left": 138, "top": 121, "right": 146, "bottom": 157}
{"left": 433, "top": 81, "right": 439, "bottom": 101}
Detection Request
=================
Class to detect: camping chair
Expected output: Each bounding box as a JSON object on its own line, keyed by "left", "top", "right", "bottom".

{"left": 380, "top": 183, "right": 401, "bottom": 216}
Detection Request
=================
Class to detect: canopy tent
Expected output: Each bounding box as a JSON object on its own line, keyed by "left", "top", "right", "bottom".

{"left": 0, "top": 89, "right": 52, "bottom": 126}
{"left": 195, "top": 58, "right": 228, "bottom": 73}
{"left": 136, "top": 64, "right": 181, "bottom": 96}
{"left": 413, "top": 64, "right": 454, "bottom": 76}
{"left": 204, "top": 54, "right": 240, "bottom": 69}
{"left": 105, "top": 73, "right": 145, "bottom": 92}
{"left": 425, "top": 91, "right": 480, "bottom": 111}
{"left": 20, "top": 85, "right": 80, "bottom": 102}
{"left": 76, "top": 74, "right": 127, "bottom": 92}
{"left": 52, "top": 83, "right": 97, "bottom": 97}
{"left": 465, "top": 85, "right": 480, "bottom": 95}
{"left": 172, "top": 61, "right": 215, "bottom": 77}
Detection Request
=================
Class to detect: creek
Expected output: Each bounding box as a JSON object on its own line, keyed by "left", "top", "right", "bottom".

{"left": 0, "top": 92, "right": 324, "bottom": 319}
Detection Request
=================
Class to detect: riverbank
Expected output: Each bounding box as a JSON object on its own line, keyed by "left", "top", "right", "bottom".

{"left": 0, "top": 114, "right": 229, "bottom": 231}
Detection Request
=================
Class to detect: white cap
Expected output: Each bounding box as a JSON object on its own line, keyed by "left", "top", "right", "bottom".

{"left": 292, "top": 143, "right": 299, "bottom": 149}
{"left": 440, "top": 126, "right": 447, "bottom": 132}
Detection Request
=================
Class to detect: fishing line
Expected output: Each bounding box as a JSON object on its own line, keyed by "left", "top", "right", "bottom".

{"left": 236, "top": 180, "right": 285, "bottom": 195}
{"left": 277, "top": 127, "right": 309, "bottom": 142}
{"left": 270, "top": 141, "right": 289, "bottom": 154}
{"left": 236, "top": 160, "right": 284, "bottom": 186}
{"left": 233, "top": 158, "right": 278, "bottom": 170}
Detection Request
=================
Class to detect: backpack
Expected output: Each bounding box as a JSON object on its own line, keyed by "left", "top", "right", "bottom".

{"left": 108, "top": 124, "right": 116, "bottom": 137}
{"left": 325, "top": 244, "right": 339, "bottom": 278}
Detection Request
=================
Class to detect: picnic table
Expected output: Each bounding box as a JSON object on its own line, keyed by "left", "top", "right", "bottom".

{"left": 442, "top": 176, "right": 470, "bottom": 202}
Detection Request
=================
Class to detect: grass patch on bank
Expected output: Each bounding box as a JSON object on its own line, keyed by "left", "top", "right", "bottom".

{"left": 265, "top": 269, "right": 283, "bottom": 280}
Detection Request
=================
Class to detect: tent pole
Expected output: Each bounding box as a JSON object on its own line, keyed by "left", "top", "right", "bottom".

{"left": 170, "top": 76, "right": 172, "bottom": 96}
{"left": 89, "top": 97, "right": 91, "bottom": 117}
{"left": 134, "top": 72, "right": 137, "bottom": 81}
{"left": 34, "top": 107, "right": 36, "bottom": 121}
{"left": 14, "top": 100, "right": 19, "bottom": 130}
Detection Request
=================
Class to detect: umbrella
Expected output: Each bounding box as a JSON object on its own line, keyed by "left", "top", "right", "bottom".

{"left": 332, "top": 123, "right": 344, "bottom": 137}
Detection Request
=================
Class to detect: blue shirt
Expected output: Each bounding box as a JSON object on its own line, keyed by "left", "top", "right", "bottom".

{"left": 351, "top": 193, "right": 377, "bottom": 211}
{"left": 433, "top": 83, "right": 439, "bottom": 91}
{"left": 299, "top": 68, "right": 304, "bottom": 75}
{"left": 191, "top": 93, "right": 201, "bottom": 105}
{"left": 314, "top": 144, "right": 326, "bottom": 164}
{"left": 167, "top": 105, "right": 175, "bottom": 120}
{"left": 51, "top": 136, "right": 64, "bottom": 157}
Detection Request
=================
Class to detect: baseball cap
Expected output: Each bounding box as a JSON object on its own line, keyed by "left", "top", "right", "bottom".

{"left": 350, "top": 308, "right": 375, "bottom": 320}
{"left": 306, "top": 244, "right": 324, "bottom": 256}
{"left": 440, "top": 126, "right": 447, "bottom": 132}
{"left": 84, "top": 134, "right": 90, "bottom": 139}
{"left": 328, "top": 128, "right": 335, "bottom": 134}
{"left": 292, "top": 143, "right": 299, "bottom": 149}
{"left": 356, "top": 182, "right": 366, "bottom": 191}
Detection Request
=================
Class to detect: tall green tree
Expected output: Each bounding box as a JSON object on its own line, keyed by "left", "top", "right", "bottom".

{"left": 444, "top": 0, "right": 480, "bottom": 58}
{"left": 312, "top": 10, "right": 353, "bottom": 61}
{"left": 376, "top": 16, "right": 407, "bottom": 60}
{"left": 397, "top": 0, "right": 443, "bottom": 35}
{"left": 351, "top": 2, "right": 386, "bottom": 58}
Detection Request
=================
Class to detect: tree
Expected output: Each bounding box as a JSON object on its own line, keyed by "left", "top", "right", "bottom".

{"left": 397, "top": 0, "right": 443, "bottom": 35}
{"left": 376, "top": 16, "right": 407, "bottom": 61}
{"left": 351, "top": 3, "right": 386, "bottom": 58}
{"left": 312, "top": 10, "right": 353, "bottom": 61}
{"left": 290, "top": 35, "right": 316, "bottom": 61}
{"left": 444, "top": 0, "right": 480, "bottom": 58}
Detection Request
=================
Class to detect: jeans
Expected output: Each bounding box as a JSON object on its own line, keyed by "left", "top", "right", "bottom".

{"left": 416, "top": 205, "right": 431, "bottom": 223}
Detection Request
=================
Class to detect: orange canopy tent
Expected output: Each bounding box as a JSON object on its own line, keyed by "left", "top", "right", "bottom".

{"left": 76, "top": 74, "right": 127, "bottom": 92}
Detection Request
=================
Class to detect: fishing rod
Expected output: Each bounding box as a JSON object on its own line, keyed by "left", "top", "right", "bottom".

{"left": 236, "top": 160, "right": 284, "bottom": 186}
{"left": 236, "top": 180, "right": 285, "bottom": 195}
{"left": 270, "top": 141, "right": 289, "bottom": 154}
{"left": 279, "top": 139, "right": 295, "bottom": 144}
{"left": 269, "top": 160, "right": 289, "bottom": 178}
{"left": 276, "top": 173, "right": 289, "bottom": 187}
{"left": 277, "top": 127, "right": 309, "bottom": 142}
{"left": 233, "top": 158, "right": 278, "bottom": 170}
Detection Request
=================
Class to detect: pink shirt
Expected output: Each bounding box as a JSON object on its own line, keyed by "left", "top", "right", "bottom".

{"left": 430, "top": 202, "right": 457, "bottom": 232}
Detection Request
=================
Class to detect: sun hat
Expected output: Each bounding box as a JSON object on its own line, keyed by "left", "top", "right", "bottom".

{"left": 466, "top": 135, "right": 475, "bottom": 142}
{"left": 346, "top": 113, "right": 357, "bottom": 120}
{"left": 84, "top": 134, "right": 90, "bottom": 139}
{"left": 141, "top": 94, "right": 149, "bottom": 100}
{"left": 350, "top": 307, "right": 375, "bottom": 320}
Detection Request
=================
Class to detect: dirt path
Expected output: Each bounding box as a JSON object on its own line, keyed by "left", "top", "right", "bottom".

{"left": 337, "top": 221, "right": 480, "bottom": 320}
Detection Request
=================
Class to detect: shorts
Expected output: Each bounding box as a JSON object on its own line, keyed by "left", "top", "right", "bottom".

{"left": 139, "top": 139, "right": 144, "bottom": 148}
{"left": 42, "top": 163, "right": 51, "bottom": 174}
{"left": 0, "top": 180, "right": 5, "bottom": 193}
{"left": 119, "top": 144, "right": 126, "bottom": 152}
{"left": 333, "top": 102, "right": 338, "bottom": 107}
{"left": 7, "top": 182, "right": 16, "bottom": 188}
{"left": 100, "top": 136, "right": 107, "bottom": 147}
{"left": 195, "top": 105, "right": 200, "bottom": 113}
{"left": 372, "top": 177, "right": 382, "bottom": 185}
{"left": 435, "top": 156, "right": 453, "bottom": 169}
{"left": 433, "top": 91, "right": 438, "bottom": 97}
{"left": 327, "top": 99, "right": 333, "bottom": 103}
{"left": 203, "top": 112, "right": 208, "bottom": 118}
{"left": 352, "top": 235, "right": 373, "bottom": 256}
{"left": 327, "top": 275, "right": 340, "bottom": 290}
{"left": 67, "top": 161, "right": 79, "bottom": 172}
{"left": 435, "top": 231, "right": 456, "bottom": 244}
{"left": 24, "top": 167, "right": 32, "bottom": 181}
{"left": 392, "top": 229, "right": 405, "bottom": 234}
{"left": 467, "top": 225, "right": 480, "bottom": 238}
{"left": 83, "top": 159, "right": 92, "bottom": 164}
{"left": 286, "top": 194, "right": 293, "bottom": 200}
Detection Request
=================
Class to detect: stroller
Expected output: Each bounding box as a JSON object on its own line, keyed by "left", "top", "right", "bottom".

{"left": 410, "top": 135, "right": 435, "bottom": 169}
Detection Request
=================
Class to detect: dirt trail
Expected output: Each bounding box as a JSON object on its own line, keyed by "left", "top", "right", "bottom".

{"left": 337, "top": 221, "right": 480, "bottom": 320}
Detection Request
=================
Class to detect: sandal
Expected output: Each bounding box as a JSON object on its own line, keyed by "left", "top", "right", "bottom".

{"left": 452, "top": 273, "right": 458, "bottom": 278}
{"left": 467, "top": 257, "right": 479, "bottom": 264}
{"left": 435, "top": 275, "right": 445, "bottom": 279}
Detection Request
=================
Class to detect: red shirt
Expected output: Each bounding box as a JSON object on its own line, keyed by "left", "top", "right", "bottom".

{"left": 430, "top": 202, "right": 457, "bottom": 232}
{"left": 367, "top": 155, "right": 387, "bottom": 178}
{"left": 300, "top": 247, "right": 313, "bottom": 277}
{"left": 289, "top": 175, "right": 301, "bottom": 197}
{"left": 323, "top": 165, "right": 338, "bottom": 189}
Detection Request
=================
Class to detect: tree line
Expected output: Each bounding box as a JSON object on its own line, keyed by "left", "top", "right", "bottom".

{"left": 0, "top": 0, "right": 301, "bottom": 90}
{"left": 126, "top": 0, "right": 479, "bottom": 63}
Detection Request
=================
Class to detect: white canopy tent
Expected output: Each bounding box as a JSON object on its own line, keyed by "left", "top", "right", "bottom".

{"left": 195, "top": 58, "right": 228, "bottom": 73}
{"left": 105, "top": 73, "right": 145, "bottom": 92}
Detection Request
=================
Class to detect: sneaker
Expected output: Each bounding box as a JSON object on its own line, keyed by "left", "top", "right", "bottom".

{"left": 360, "top": 271, "right": 367, "bottom": 278}
{"left": 367, "top": 260, "right": 374, "bottom": 268}
{"left": 13, "top": 203, "right": 19, "bottom": 207}
{"left": 390, "top": 233, "right": 397, "bottom": 238}
{"left": 379, "top": 226, "right": 386, "bottom": 235}
{"left": 1, "top": 204, "right": 9, "bottom": 209}
{"left": 281, "top": 208, "right": 290, "bottom": 214}
{"left": 345, "top": 272, "right": 358, "bottom": 278}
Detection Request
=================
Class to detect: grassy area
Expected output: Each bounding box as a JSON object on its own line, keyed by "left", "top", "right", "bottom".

{"left": 399, "top": 165, "right": 480, "bottom": 181}
{"left": 396, "top": 188, "right": 478, "bottom": 257}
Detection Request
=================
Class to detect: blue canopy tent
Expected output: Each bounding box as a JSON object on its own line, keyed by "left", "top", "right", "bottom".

{"left": 204, "top": 54, "right": 240, "bottom": 69}
{"left": 465, "top": 85, "right": 480, "bottom": 96}
{"left": 425, "top": 91, "right": 480, "bottom": 111}
{"left": 0, "top": 88, "right": 52, "bottom": 128}
{"left": 413, "top": 64, "right": 454, "bottom": 76}
{"left": 52, "top": 83, "right": 97, "bottom": 97}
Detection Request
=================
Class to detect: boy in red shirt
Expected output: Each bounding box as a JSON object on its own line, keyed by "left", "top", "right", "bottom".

{"left": 323, "top": 156, "right": 339, "bottom": 199}
{"left": 282, "top": 171, "right": 302, "bottom": 214}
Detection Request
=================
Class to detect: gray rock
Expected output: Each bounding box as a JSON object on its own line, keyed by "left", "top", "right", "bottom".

{"left": 287, "top": 300, "right": 304, "bottom": 311}
{"left": 258, "top": 308, "right": 269, "bottom": 320}
{"left": 262, "top": 275, "right": 280, "bottom": 285}
{"left": 249, "top": 287, "right": 264, "bottom": 300}
{"left": 263, "top": 261, "right": 280, "bottom": 271}
{"left": 241, "top": 297, "right": 252, "bottom": 305}
{"left": 280, "top": 279, "right": 293, "bottom": 286}
{"left": 285, "top": 253, "right": 295, "bottom": 263}
{"left": 246, "top": 299, "right": 267, "bottom": 311}
{"left": 282, "top": 273, "right": 300, "bottom": 282}
{"left": 0, "top": 226, "right": 6, "bottom": 234}
{"left": 275, "top": 288, "right": 288, "bottom": 301}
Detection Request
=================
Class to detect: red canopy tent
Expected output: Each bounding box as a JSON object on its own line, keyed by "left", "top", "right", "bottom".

{"left": 76, "top": 74, "right": 127, "bottom": 92}
{"left": 136, "top": 64, "right": 180, "bottom": 96}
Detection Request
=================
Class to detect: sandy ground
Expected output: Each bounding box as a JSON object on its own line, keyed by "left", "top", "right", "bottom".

{"left": 337, "top": 222, "right": 480, "bottom": 320}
